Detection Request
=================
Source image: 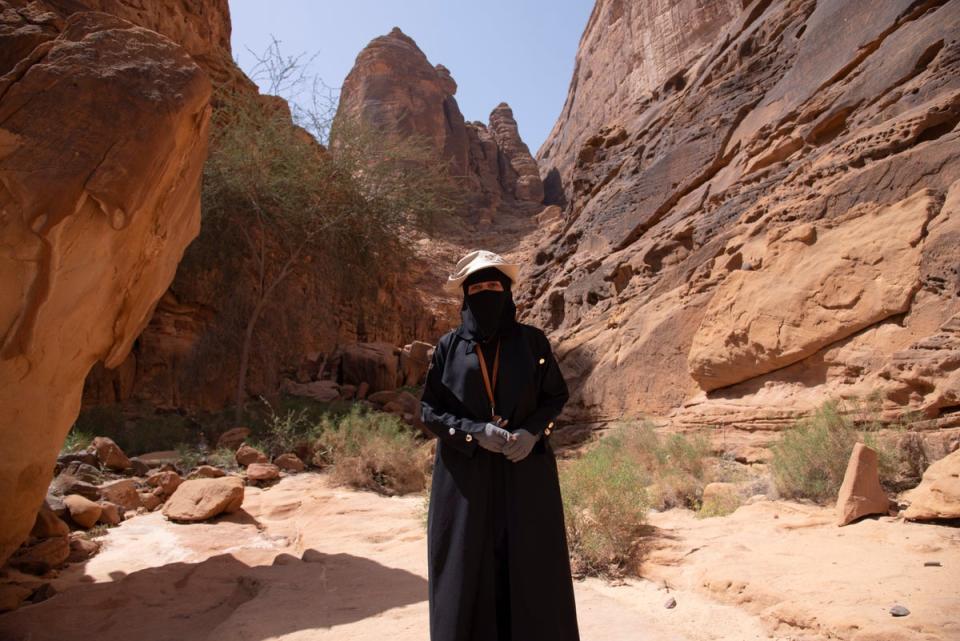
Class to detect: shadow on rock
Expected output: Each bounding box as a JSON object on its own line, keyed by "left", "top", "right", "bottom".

{"left": 0, "top": 549, "right": 427, "bottom": 640}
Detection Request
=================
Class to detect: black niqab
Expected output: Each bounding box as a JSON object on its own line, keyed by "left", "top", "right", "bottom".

{"left": 459, "top": 267, "right": 517, "bottom": 344}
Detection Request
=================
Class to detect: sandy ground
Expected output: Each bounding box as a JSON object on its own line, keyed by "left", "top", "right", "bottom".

{"left": 0, "top": 472, "right": 956, "bottom": 640}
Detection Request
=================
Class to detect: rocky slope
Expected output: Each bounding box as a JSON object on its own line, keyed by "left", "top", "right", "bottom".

{"left": 521, "top": 0, "right": 960, "bottom": 443}
{"left": 0, "top": 1, "right": 212, "bottom": 564}
{"left": 337, "top": 27, "right": 544, "bottom": 224}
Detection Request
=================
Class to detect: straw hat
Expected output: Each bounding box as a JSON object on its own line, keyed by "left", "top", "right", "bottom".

{"left": 443, "top": 249, "right": 520, "bottom": 293}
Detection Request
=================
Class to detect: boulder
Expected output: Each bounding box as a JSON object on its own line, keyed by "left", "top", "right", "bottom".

{"left": 903, "top": 449, "right": 960, "bottom": 521}
{"left": 146, "top": 470, "right": 183, "bottom": 498}
{"left": 236, "top": 444, "right": 268, "bottom": 467}
{"left": 836, "top": 443, "right": 890, "bottom": 526}
{"left": 246, "top": 463, "right": 280, "bottom": 482}
{"left": 30, "top": 503, "right": 70, "bottom": 539}
{"left": 98, "top": 479, "right": 141, "bottom": 512}
{"left": 90, "top": 436, "right": 132, "bottom": 471}
{"left": 274, "top": 453, "right": 305, "bottom": 473}
{"left": 138, "top": 492, "right": 163, "bottom": 512}
{"left": 8, "top": 537, "right": 70, "bottom": 574}
{"left": 63, "top": 495, "right": 102, "bottom": 529}
{"left": 216, "top": 427, "right": 251, "bottom": 451}
{"left": 60, "top": 461, "right": 104, "bottom": 484}
{"left": 281, "top": 379, "right": 340, "bottom": 402}
{"left": 400, "top": 340, "right": 433, "bottom": 386}
{"left": 340, "top": 342, "right": 399, "bottom": 393}
{"left": 162, "top": 477, "right": 245, "bottom": 522}
{"left": 52, "top": 476, "right": 101, "bottom": 501}
{"left": 0, "top": 7, "right": 212, "bottom": 565}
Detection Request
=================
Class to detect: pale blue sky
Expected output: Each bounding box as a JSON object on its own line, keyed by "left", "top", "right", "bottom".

{"left": 228, "top": 0, "right": 594, "bottom": 154}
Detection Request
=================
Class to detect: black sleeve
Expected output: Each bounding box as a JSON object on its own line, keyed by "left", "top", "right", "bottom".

{"left": 419, "top": 335, "right": 485, "bottom": 458}
{"left": 520, "top": 328, "right": 570, "bottom": 439}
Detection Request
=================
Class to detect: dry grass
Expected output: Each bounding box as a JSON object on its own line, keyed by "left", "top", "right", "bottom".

{"left": 313, "top": 405, "right": 429, "bottom": 496}
{"left": 559, "top": 419, "right": 713, "bottom": 577}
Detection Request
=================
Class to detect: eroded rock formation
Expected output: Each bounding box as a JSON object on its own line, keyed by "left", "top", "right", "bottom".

{"left": 0, "top": 2, "right": 211, "bottom": 563}
{"left": 337, "top": 27, "right": 544, "bottom": 223}
{"left": 522, "top": 0, "right": 960, "bottom": 440}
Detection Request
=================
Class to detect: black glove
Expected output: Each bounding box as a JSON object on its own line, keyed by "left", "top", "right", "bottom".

{"left": 475, "top": 422, "right": 511, "bottom": 453}
{"left": 503, "top": 428, "right": 538, "bottom": 462}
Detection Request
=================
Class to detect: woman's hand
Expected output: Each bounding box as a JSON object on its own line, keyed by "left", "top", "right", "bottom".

{"left": 476, "top": 421, "right": 511, "bottom": 453}
{"left": 503, "top": 428, "right": 538, "bottom": 462}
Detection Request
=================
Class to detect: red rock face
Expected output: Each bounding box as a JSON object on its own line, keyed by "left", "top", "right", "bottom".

{"left": 0, "top": 2, "right": 211, "bottom": 564}
{"left": 336, "top": 27, "right": 544, "bottom": 223}
{"left": 522, "top": 0, "right": 960, "bottom": 437}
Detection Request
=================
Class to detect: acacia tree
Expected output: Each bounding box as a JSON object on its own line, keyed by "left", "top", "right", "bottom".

{"left": 199, "top": 41, "right": 463, "bottom": 422}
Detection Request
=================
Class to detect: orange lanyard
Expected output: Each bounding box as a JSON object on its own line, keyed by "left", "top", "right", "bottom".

{"left": 475, "top": 339, "right": 501, "bottom": 419}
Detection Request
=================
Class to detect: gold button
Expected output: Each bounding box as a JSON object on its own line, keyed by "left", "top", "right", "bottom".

{"left": 548, "top": 421, "right": 554, "bottom": 428}
{"left": 465, "top": 434, "right": 473, "bottom": 442}
{"left": 539, "top": 357, "right": 545, "bottom": 364}
{"left": 544, "top": 428, "right": 551, "bottom": 435}
{"left": 448, "top": 427, "right": 456, "bottom": 435}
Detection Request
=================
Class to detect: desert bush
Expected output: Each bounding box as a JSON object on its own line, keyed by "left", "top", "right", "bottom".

{"left": 313, "top": 405, "right": 428, "bottom": 496}
{"left": 175, "top": 443, "right": 203, "bottom": 471}
{"left": 770, "top": 399, "right": 896, "bottom": 502}
{"left": 256, "top": 397, "right": 321, "bottom": 458}
{"left": 559, "top": 425, "right": 650, "bottom": 578}
{"left": 205, "top": 447, "right": 241, "bottom": 472}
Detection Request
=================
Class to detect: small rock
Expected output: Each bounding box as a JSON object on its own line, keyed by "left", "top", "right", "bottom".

{"left": 61, "top": 461, "right": 104, "bottom": 484}
{"left": 236, "top": 444, "right": 268, "bottom": 467}
{"left": 98, "top": 479, "right": 141, "bottom": 511}
{"left": 664, "top": 596, "right": 677, "bottom": 609}
{"left": 890, "top": 604, "right": 910, "bottom": 617}
{"left": 97, "top": 501, "right": 123, "bottom": 525}
{"left": 217, "top": 427, "right": 251, "bottom": 451}
{"left": 90, "top": 436, "right": 132, "bottom": 471}
{"left": 128, "top": 457, "right": 151, "bottom": 476}
{"left": 246, "top": 462, "right": 280, "bottom": 482}
{"left": 67, "top": 537, "right": 101, "bottom": 563}
{"left": 64, "top": 495, "right": 102, "bottom": 528}
{"left": 138, "top": 491, "right": 163, "bottom": 511}
{"left": 146, "top": 470, "right": 183, "bottom": 498}
{"left": 923, "top": 561, "right": 942, "bottom": 567}
{"left": 274, "top": 453, "right": 305, "bottom": 472}
{"left": 189, "top": 464, "right": 226, "bottom": 479}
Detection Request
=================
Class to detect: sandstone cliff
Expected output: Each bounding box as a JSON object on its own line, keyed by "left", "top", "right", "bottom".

{"left": 337, "top": 27, "right": 544, "bottom": 224}
{"left": 523, "top": 0, "right": 960, "bottom": 438}
{"left": 0, "top": 1, "right": 211, "bottom": 563}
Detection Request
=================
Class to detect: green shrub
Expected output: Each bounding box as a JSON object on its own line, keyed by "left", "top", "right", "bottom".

{"left": 559, "top": 426, "right": 650, "bottom": 578}
{"left": 616, "top": 421, "right": 711, "bottom": 510}
{"left": 770, "top": 399, "right": 896, "bottom": 502}
{"left": 60, "top": 427, "right": 94, "bottom": 454}
{"left": 314, "top": 404, "right": 428, "bottom": 496}
{"left": 175, "top": 443, "right": 203, "bottom": 472}
{"left": 205, "top": 447, "right": 241, "bottom": 472}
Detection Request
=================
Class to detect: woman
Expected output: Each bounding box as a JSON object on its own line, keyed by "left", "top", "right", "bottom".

{"left": 420, "top": 249, "right": 580, "bottom": 641}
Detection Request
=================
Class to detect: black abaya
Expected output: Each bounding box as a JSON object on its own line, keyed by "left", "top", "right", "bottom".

{"left": 420, "top": 282, "right": 580, "bottom": 641}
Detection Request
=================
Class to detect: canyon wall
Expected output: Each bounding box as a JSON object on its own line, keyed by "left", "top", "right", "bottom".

{"left": 524, "top": 0, "right": 960, "bottom": 440}
{"left": 0, "top": 1, "right": 211, "bottom": 563}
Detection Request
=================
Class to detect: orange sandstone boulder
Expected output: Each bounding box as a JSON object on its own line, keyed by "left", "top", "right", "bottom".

{"left": 162, "top": 477, "right": 244, "bottom": 522}
{"left": 0, "top": 7, "right": 211, "bottom": 565}
{"left": 836, "top": 443, "right": 890, "bottom": 526}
